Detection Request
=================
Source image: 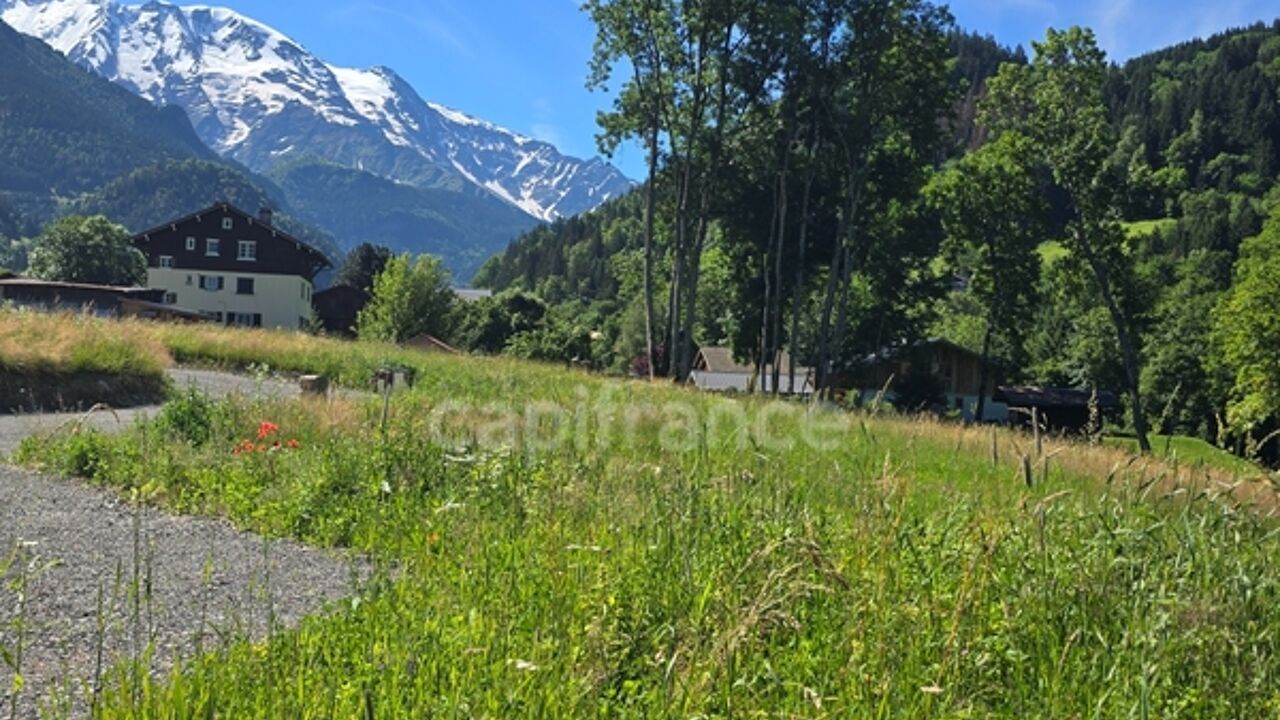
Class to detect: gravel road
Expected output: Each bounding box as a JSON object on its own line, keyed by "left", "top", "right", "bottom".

{"left": 0, "top": 368, "right": 298, "bottom": 457}
{"left": 0, "top": 369, "right": 359, "bottom": 718}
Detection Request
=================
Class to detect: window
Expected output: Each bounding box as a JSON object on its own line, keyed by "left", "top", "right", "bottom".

{"left": 163, "top": 292, "right": 177, "bottom": 304}
{"left": 206, "top": 238, "right": 220, "bottom": 256}
{"left": 228, "top": 312, "right": 262, "bottom": 327}
{"left": 236, "top": 277, "right": 255, "bottom": 295}
{"left": 199, "top": 275, "right": 224, "bottom": 291}
{"left": 185, "top": 274, "right": 193, "bottom": 286}
{"left": 185, "top": 236, "right": 196, "bottom": 251}
{"left": 222, "top": 217, "right": 233, "bottom": 230}
{"left": 237, "top": 240, "right": 256, "bottom": 261}
{"left": 158, "top": 255, "right": 174, "bottom": 268}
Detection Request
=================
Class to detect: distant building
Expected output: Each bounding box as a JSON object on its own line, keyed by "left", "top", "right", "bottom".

{"left": 993, "top": 386, "right": 1120, "bottom": 433}
{"left": 310, "top": 285, "right": 491, "bottom": 338}
{"left": 0, "top": 276, "right": 207, "bottom": 322}
{"left": 453, "top": 287, "right": 493, "bottom": 302}
{"left": 130, "top": 202, "right": 331, "bottom": 330}
{"left": 311, "top": 285, "right": 368, "bottom": 337}
{"left": 849, "top": 337, "right": 1007, "bottom": 422}
{"left": 404, "top": 333, "right": 459, "bottom": 354}
{"left": 689, "top": 346, "right": 814, "bottom": 395}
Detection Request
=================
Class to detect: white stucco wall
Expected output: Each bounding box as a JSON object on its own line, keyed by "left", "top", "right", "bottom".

{"left": 146, "top": 268, "right": 314, "bottom": 329}
{"left": 691, "top": 370, "right": 814, "bottom": 396}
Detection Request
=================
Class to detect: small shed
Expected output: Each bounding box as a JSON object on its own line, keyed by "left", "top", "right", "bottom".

{"left": 993, "top": 386, "right": 1120, "bottom": 433}
{"left": 0, "top": 276, "right": 164, "bottom": 315}
{"left": 312, "top": 285, "right": 369, "bottom": 336}
{"left": 689, "top": 346, "right": 813, "bottom": 395}
{"left": 404, "top": 333, "right": 459, "bottom": 355}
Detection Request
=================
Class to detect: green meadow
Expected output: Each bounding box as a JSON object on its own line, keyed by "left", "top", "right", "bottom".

{"left": 2, "top": 314, "right": 1277, "bottom": 718}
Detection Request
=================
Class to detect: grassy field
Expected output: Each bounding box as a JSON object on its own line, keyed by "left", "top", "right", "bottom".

{"left": 0, "top": 309, "right": 171, "bottom": 410}
{"left": 0, "top": 309, "right": 169, "bottom": 377}
{"left": 8, "top": 312, "right": 1280, "bottom": 717}
{"left": 0, "top": 307, "right": 496, "bottom": 391}
{"left": 1105, "top": 433, "right": 1266, "bottom": 477}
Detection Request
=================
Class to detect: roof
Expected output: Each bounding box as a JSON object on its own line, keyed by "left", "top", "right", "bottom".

{"left": 453, "top": 287, "right": 494, "bottom": 302}
{"left": 130, "top": 201, "right": 332, "bottom": 269}
{"left": 313, "top": 284, "right": 369, "bottom": 302}
{"left": 694, "top": 346, "right": 809, "bottom": 375}
{"left": 404, "top": 334, "right": 459, "bottom": 354}
{"left": 117, "top": 298, "right": 213, "bottom": 320}
{"left": 993, "top": 386, "right": 1121, "bottom": 408}
{"left": 861, "top": 336, "right": 981, "bottom": 365}
{"left": 0, "top": 277, "right": 157, "bottom": 296}
{"left": 696, "top": 346, "right": 749, "bottom": 373}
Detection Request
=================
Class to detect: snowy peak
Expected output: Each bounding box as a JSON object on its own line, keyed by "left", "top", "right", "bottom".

{"left": 1, "top": 0, "right": 633, "bottom": 221}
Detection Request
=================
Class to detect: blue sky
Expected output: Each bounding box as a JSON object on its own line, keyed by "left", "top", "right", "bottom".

{"left": 163, "top": 0, "right": 1277, "bottom": 179}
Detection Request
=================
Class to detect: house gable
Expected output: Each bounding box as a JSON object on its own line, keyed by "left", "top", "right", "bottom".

{"left": 130, "top": 202, "right": 330, "bottom": 280}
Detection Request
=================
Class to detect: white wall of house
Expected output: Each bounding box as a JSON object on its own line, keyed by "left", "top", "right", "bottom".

{"left": 691, "top": 370, "right": 814, "bottom": 395}
{"left": 146, "top": 268, "right": 314, "bottom": 329}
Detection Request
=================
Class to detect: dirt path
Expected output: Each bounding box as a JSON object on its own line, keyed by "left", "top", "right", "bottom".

{"left": 0, "top": 369, "right": 359, "bottom": 718}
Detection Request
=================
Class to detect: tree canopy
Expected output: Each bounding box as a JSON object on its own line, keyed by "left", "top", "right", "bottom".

{"left": 26, "top": 215, "right": 145, "bottom": 286}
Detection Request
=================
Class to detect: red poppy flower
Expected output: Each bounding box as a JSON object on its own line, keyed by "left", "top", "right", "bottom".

{"left": 286, "top": 438, "right": 301, "bottom": 449}
{"left": 257, "top": 421, "right": 280, "bottom": 440}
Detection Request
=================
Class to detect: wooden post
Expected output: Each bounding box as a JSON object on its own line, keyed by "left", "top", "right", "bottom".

{"left": 1032, "top": 406, "right": 1042, "bottom": 457}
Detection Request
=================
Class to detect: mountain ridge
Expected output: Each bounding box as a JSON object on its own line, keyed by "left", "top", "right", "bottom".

{"left": 0, "top": 0, "right": 634, "bottom": 223}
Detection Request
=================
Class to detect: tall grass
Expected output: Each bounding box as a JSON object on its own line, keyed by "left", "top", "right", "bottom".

{"left": 15, "top": 353, "right": 1280, "bottom": 716}
{"left": 0, "top": 310, "right": 169, "bottom": 377}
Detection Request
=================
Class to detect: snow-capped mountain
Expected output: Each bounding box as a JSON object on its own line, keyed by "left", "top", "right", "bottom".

{"left": 0, "top": 0, "right": 633, "bottom": 221}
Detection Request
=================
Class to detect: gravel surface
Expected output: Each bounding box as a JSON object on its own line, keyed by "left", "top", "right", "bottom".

{"left": 0, "top": 369, "right": 359, "bottom": 718}
{"left": 0, "top": 368, "right": 299, "bottom": 457}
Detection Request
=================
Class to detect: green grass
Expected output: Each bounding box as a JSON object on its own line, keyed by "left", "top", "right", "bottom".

{"left": 12, "top": 330, "right": 1280, "bottom": 718}
{"left": 1105, "top": 433, "right": 1265, "bottom": 477}
{"left": 0, "top": 308, "right": 168, "bottom": 377}
{"left": 1035, "top": 240, "right": 1068, "bottom": 265}
{"left": 1123, "top": 218, "right": 1177, "bottom": 239}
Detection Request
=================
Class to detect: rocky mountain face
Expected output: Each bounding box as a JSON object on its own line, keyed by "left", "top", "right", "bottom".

{"left": 0, "top": 0, "right": 633, "bottom": 223}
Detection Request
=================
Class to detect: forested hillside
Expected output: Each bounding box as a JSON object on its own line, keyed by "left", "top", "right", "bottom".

{"left": 472, "top": 12, "right": 1280, "bottom": 459}
{"left": 0, "top": 19, "right": 338, "bottom": 265}
{"left": 266, "top": 157, "right": 538, "bottom": 281}
{"left": 0, "top": 19, "right": 215, "bottom": 218}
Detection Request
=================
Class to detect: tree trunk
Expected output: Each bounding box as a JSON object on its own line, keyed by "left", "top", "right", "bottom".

{"left": 770, "top": 147, "right": 791, "bottom": 395}
{"left": 1080, "top": 232, "right": 1151, "bottom": 453}
{"left": 642, "top": 120, "right": 659, "bottom": 381}
{"left": 789, "top": 155, "right": 814, "bottom": 395}
{"left": 973, "top": 321, "right": 993, "bottom": 425}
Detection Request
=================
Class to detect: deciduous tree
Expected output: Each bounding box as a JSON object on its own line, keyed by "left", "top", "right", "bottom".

{"left": 27, "top": 215, "right": 144, "bottom": 286}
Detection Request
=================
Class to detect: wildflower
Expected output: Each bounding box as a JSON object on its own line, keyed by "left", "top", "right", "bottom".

{"left": 428, "top": 531, "right": 440, "bottom": 546}
{"left": 257, "top": 421, "right": 280, "bottom": 440}
{"left": 286, "top": 438, "right": 301, "bottom": 449}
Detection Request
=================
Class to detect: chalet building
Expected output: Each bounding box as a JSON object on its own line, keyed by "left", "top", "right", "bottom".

{"left": 851, "top": 337, "right": 1008, "bottom": 422}
{"left": 311, "top": 285, "right": 368, "bottom": 337}
{"left": 690, "top": 346, "right": 815, "bottom": 395}
{"left": 130, "top": 202, "right": 330, "bottom": 330}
